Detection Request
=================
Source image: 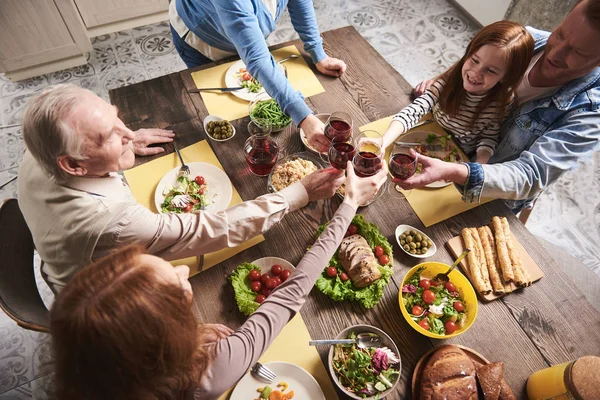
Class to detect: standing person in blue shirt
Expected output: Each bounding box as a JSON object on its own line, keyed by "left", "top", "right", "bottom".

{"left": 395, "top": 0, "right": 600, "bottom": 213}
{"left": 170, "top": 0, "right": 346, "bottom": 152}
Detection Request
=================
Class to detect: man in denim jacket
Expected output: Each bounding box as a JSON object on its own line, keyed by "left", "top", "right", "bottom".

{"left": 399, "top": 0, "right": 600, "bottom": 212}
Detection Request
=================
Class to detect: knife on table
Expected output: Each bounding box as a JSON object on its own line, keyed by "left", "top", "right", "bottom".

{"left": 189, "top": 87, "right": 243, "bottom": 93}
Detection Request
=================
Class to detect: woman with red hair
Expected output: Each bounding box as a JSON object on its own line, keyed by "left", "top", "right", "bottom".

{"left": 50, "top": 162, "right": 387, "bottom": 400}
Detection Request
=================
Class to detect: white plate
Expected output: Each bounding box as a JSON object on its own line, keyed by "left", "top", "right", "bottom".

{"left": 230, "top": 361, "right": 325, "bottom": 400}
{"left": 300, "top": 113, "right": 330, "bottom": 156}
{"left": 203, "top": 115, "right": 236, "bottom": 142}
{"left": 225, "top": 60, "right": 268, "bottom": 102}
{"left": 398, "top": 130, "right": 465, "bottom": 188}
{"left": 251, "top": 257, "right": 295, "bottom": 272}
{"left": 395, "top": 224, "right": 437, "bottom": 259}
{"left": 154, "top": 162, "right": 233, "bottom": 213}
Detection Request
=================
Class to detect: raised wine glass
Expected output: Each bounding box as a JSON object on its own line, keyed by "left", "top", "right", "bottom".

{"left": 388, "top": 144, "right": 418, "bottom": 197}
{"left": 352, "top": 130, "right": 384, "bottom": 177}
{"left": 327, "top": 135, "right": 356, "bottom": 170}
{"left": 324, "top": 111, "right": 353, "bottom": 143}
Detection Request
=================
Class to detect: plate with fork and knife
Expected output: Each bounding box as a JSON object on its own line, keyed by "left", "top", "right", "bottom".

{"left": 153, "top": 144, "right": 233, "bottom": 214}
{"left": 230, "top": 361, "right": 325, "bottom": 400}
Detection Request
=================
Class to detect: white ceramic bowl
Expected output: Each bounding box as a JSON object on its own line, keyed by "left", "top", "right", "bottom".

{"left": 203, "top": 115, "right": 236, "bottom": 142}
{"left": 250, "top": 256, "right": 295, "bottom": 273}
{"left": 395, "top": 224, "right": 437, "bottom": 258}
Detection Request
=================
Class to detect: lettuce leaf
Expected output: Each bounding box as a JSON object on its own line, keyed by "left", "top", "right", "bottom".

{"left": 315, "top": 215, "right": 393, "bottom": 308}
{"left": 229, "top": 262, "right": 261, "bottom": 316}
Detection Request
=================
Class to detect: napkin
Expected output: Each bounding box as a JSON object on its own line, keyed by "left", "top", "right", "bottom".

{"left": 359, "top": 116, "right": 491, "bottom": 227}
{"left": 218, "top": 314, "right": 338, "bottom": 400}
{"left": 191, "top": 45, "right": 325, "bottom": 121}
{"left": 123, "top": 140, "right": 264, "bottom": 274}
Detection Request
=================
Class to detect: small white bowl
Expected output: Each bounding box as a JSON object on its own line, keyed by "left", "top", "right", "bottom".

{"left": 203, "top": 115, "right": 236, "bottom": 142}
{"left": 395, "top": 224, "right": 437, "bottom": 259}
{"left": 250, "top": 257, "right": 295, "bottom": 273}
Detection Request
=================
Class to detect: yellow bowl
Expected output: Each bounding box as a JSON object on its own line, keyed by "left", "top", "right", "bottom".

{"left": 398, "top": 262, "right": 478, "bottom": 339}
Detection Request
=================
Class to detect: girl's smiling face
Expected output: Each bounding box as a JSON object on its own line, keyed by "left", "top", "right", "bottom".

{"left": 461, "top": 44, "right": 509, "bottom": 95}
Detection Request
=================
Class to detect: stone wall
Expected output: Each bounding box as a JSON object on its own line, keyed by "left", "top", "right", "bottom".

{"left": 505, "top": 0, "right": 579, "bottom": 30}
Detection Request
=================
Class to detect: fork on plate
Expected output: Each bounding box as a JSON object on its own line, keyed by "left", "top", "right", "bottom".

{"left": 251, "top": 362, "right": 276, "bottom": 383}
{"left": 173, "top": 143, "right": 190, "bottom": 176}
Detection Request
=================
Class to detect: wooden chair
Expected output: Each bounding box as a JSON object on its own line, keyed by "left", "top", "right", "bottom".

{"left": 0, "top": 199, "right": 50, "bottom": 333}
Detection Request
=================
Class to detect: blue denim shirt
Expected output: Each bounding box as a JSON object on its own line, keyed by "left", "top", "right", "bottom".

{"left": 176, "top": 0, "right": 326, "bottom": 125}
{"left": 459, "top": 28, "right": 600, "bottom": 212}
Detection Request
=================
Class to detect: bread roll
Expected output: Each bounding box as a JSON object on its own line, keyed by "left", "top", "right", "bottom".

{"left": 476, "top": 362, "right": 503, "bottom": 400}
{"left": 420, "top": 345, "right": 478, "bottom": 400}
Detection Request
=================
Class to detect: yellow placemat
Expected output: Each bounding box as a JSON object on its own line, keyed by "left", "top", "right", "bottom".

{"left": 360, "top": 116, "right": 491, "bottom": 227}
{"left": 218, "top": 314, "right": 338, "bottom": 400}
{"left": 191, "top": 45, "right": 325, "bottom": 121}
{"left": 123, "top": 140, "right": 264, "bottom": 274}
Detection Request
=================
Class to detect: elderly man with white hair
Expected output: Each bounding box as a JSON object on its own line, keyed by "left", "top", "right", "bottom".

{"left": 18, "top": 84, "right": 345, "bottom": 293}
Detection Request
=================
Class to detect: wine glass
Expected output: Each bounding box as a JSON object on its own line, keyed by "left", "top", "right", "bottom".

{"left": 245, "top": 119, "right": 279, "bottom": 176}
{"left": 388, "top": 145, "right": 418, "bottom": 197}
{"left": 324, "top": 111, "right": 353, "bottom": 142}
{"left": 327, "top": 135, "right": 356, "bottom": 170}
{"left": 352, "top": 130, "right": 384, "bottom": 177}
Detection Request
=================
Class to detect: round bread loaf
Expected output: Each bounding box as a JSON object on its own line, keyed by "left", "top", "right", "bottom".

{"left": 420, "top": 345, "right": 478, "bottom": 400}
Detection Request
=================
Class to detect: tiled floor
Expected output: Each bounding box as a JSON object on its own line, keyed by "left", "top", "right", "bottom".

{"left": 0, "top": 0, "right": 598, "bottom": 397}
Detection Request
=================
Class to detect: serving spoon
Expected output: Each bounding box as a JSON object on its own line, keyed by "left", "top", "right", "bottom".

{"left": 309, "top": 332, "right": 382, "bottom": 349}
{"left": 276, "top": 54, "right": 298, "bottom": 64}
{"left": 435, "top": 248, "right": 471, "bottom": 283}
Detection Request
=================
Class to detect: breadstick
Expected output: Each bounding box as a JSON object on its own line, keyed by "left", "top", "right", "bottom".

{"left": 501, "top": 217, "right": 531, "bottom": 287}
{"left": 478, "top": 226, "right": 505, "bottom": 295}
{"left": 470, "top": 228, "right": 492, "bottom": 294}
{"left": 461, "top": 228, "right": 490, "bottom": 295}
{"left": 492, "top": 216, "right": 514, "bottom": 283}
{"left": 483, "top": 226, "right": 513, "bottom": 293}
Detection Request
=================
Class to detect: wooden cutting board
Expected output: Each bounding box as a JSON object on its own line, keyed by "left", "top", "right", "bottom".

{"left": 446, "top": 230, "right": 544, "bottom": 302}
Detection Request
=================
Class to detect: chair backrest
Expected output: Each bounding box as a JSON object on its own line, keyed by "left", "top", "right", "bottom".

{"left": 0, "top": 198, "right": 50, "bottom": 332}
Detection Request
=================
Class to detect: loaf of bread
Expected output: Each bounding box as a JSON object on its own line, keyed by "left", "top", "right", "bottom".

{"left": 420, "top": 345, "right": 478, "bottom": 400}
{"left": 476, "top": 362, "right": 503, "bottom": 400}
{"left": 338, "top": 234, "right": 381, "bottom": 287}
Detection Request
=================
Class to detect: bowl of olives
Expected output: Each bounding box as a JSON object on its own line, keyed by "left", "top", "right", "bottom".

{"left": 204, "top": 116, "right": 235, "bottom": 142}
{"left": 395, "top": 224, "right": 437, "bottom": 259}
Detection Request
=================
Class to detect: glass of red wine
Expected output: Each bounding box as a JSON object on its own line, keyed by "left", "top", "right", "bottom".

{"left": 352, "top": 130, "right": 384, "bottom": 177}
{"left": 324, "top": 111, "right": 353, "bottom": 142}
{"left": 245, "top": 119, "right": 279, "bottom": 176}
{"left": 327, "top": 135, "right": 356, "bottom": 170}
{"left": 388, "top": 144, "right": 418, "bottom": 197}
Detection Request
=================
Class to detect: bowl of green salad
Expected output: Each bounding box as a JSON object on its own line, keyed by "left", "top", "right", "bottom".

{"left": 328, "top": 324, "right": 401, "bottom": 399}
{"left": 248, "top": 92, "right": 293, "bottom": 132}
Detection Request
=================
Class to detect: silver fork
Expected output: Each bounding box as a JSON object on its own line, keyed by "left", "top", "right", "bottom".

{"left": 251, "top": 362, "right": 276, "bottom": 383}
{"left": 198, "top": 202, "right": 206, "bottom": 270}
{"left": 173, "top": 143, "right": 190, "bottom": 176}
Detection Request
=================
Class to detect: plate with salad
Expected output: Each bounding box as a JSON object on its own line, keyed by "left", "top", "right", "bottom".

{"left": 328, "top": 325, "right": 401, "bottom": 399}
{"left": 314, "top": 215, "right": 393, "bottom": 309}
{"left": 154, "top": 162, "right": 232, "bottom": 214}
{"left": 225, "top": 60, "right": 267, "bottom": 101}
{"left": 399, "top": 262, "right": 478, "bottom": 339}
{"left": 398, "top": 130, "right": 466, "bottom": 188}
{"left": 230, "top": 361, "right": 325, "bottom": 400}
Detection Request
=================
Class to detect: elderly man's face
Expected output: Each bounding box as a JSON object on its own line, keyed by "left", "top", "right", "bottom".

{"left": 65, "top": 92, "right": 136, "bottom": 177}
{"left": 540, "top": 2, "right": 600, "bottom": 84}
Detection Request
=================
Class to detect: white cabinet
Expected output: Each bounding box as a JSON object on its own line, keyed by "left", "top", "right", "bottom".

{"left": 454, "top": 0, "right": 511, "bottom": 26}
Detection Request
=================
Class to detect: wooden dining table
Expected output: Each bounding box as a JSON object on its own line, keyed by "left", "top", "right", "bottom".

{"left": 110, "top": 26, "right": 600, "bottom": 399}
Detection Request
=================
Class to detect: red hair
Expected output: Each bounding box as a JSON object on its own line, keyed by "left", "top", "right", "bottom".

{"left": 51, "top": 244, "right": 217, "bottom": 400}
{"left": 438, "top": 21, "right": 534, "bottom": 125}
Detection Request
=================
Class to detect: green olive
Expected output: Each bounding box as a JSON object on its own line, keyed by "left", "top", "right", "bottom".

{"left": 410, "top": 249, "right": 416, "bottom": 254}
{"left": 226, "top": 132, "right": 233, "bottom": 138}
{"left": 422, "top": 247, "right": 429, "bottom": 253}
{"left": 406, "top": 236, "right": 413, "bottom": 243}
{"left": 415, "top": 242, "right": 421, "bottom": 249}
{"left": 428, "top": 240, "right": 434, "bottom": 247}
{"left": 403, "top": 244, "right": 410, "bottom": 251}
{"left": 410, "top": 230, "right": 417, "bottom": 236}
{"left": 421, "top": 240, "right": 428, "bottom": 247}
{"left": 415, "top": 234, "right": 423, "bottom": 242}
{"left": 409, "top": 242, "right": 416, "bottom": 249}
{"left": 208, "top": 121, "right": 214, "bottom": 129}
{"left": 400, "top": 234, "right": 406, "bottom": 240}
{"left": 400, "top": 239, "right": 406, "bottom": 245}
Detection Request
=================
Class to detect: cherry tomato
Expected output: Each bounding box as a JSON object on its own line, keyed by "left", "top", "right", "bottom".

{"left": 411, "top": 305, "right": 424, "bottom": 316}
{"left": 422, "top": 289, "right": 436, "bottom": 304}
{"left": 374, "top": 246, "right": 384, "bottom": 257}
{"left": 198, "top": 188, "right": 204, "bottom": 195}
{"left": 248, "top": 269, "right": 261, "bottom": 282}
{"left": 444, "top": 321, "right": 457, "bottom": 334}
{"left": 242, "top": 72, "right": 251, "bottom": 81}
{"left": 340, "top": 272, "right": 349, "bottom": 282}
{"left": 183, "top": 204, "right": 193, "bottom": 213}
{"left": 266, "top": 278, "right": 278, "bottom": 290}
{"left": 260, "top": 273, "right": 270, "bottom": 285}
{"left": 418, "top": 319, "right": 430, "bottom": 331}
{"left": 430, "top": 279, "right": 440, "bottom": 287}
{"left": 255, "top": 294, "right": 266, "bottom": 304}
{"left": 260, "top": 287, "right": 271, "bottom": 297}
{"left": 347, "top": 224, "right": 358, "bottom": 235}
{"left": 194, "top": 176, "right": 205, "bottom": 185}
{"left": 280, "top": 270, "right": 291, "bottom": 282}
{"left": 453, "top": 301, "right": 465, "bottom": 312}
{"left": 271, "top": 264, "right": 283, "bottom": 276}
{"left": 378, "top": 255, "right": 390, "bottom": 265}
{"left": 250, "top": 281, "right": 262, "bottom": 293}
{"left": 272, "top": 276, "right": 282, "bottom": 287}
{"left": 444, "top": 281, "right": 456, "bottom": 292}
{"left": 326, "top": 266, "right": 337, "bottom": 278}
{"left": 419, "top": 279, "right": 431, "bottom": 290}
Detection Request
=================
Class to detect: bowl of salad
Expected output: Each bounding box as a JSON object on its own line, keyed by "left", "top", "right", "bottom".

{"left": 328, "top": 324, "right": 401, "bottom": 399}
{"left": 248, "top": 92, "right": 293, "bottom": 132}
{"left": 399, "top": 262, "right": 478, "bottom": 339}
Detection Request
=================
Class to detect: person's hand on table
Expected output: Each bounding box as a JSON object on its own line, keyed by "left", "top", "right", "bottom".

{"left": 132, "top": 128, "right": 175, "bottom": 156}
{"left": 201, "top": 323, "right": 235, "bottom": 344}
{"left": 413, "top": 79, "right": 435, "bottom": 97}
{"left": 301, "top": 167, "right": 345, "bottom": 202}
{"left": 392, "top": 149, "right": 468, "bottom": 189}
{"left": 343, "top": 161, "right": 388, "bottom": 209}
{"left": 300, "top": 114, "right": 330, "bottom": 153}
{"left": 315, "top": 56, "right": 347, "bottom": 77}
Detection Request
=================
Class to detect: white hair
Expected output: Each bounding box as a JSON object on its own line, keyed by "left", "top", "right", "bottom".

{"left": 22, "top": 84, "right": 90, "bottom": 182}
